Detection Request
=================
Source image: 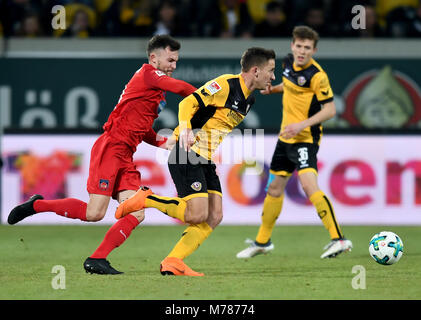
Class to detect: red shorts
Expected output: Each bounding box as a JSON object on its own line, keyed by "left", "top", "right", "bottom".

{"left": 87, "top": 133, "right": 141, "bottom": 199}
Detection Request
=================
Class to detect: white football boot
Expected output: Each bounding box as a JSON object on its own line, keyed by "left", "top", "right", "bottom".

{"left": 320, "top": 238, "right": 353, "bottom": 258}
{"left": 236, "top": 238, "right": 274, "bottom": 259}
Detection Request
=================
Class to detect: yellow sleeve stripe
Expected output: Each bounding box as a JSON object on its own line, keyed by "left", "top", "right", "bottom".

{"left": 192, "top": 92, "right": 206, "bottom": 108}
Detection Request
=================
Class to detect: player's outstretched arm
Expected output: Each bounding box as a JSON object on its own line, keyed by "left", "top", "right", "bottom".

{"left": 143, "top": 126, "right": 169, "bottom": 148}
{"left": 147, "top": 66, "right": 196, "bottom": 97}
{"left": 260, "top": 83, "right": 284, "bottom": 95}
{"left": 157, "top": 76, "right": 197, "bottom": 97}
{"left": 281, "top": 100, "right": 336, "bottom": 140}
{"left": 178, "top": 94, "right": 200, "bottom": 151}
{"left": 310, "top": 100, "right": 336, "bottom": 125}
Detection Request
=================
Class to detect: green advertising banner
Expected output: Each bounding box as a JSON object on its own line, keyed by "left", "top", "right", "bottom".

{"left": 1, "top": 57, "right": 421, "bottom": 131}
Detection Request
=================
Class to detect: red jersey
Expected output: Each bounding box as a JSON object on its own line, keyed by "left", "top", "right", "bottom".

{"left": 103, "top": 63, "right": 196, "bottom": 151}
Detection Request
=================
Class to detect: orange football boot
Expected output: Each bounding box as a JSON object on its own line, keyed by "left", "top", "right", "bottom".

{"left": 115, "top": 186, "right": 153, "bottom": 219}
{"left": 160, "top": 257, "right": 204, "bottom": 277}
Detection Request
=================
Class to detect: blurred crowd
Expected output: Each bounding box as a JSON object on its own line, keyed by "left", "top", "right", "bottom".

{"left": 0, "top": 0, "right": 420, "bottom": 39}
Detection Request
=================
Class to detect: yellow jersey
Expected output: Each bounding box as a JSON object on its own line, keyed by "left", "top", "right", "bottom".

{"left": 174, "top": 73, "right": 255, "bottom": 160}
{"left": 280, "top": 54, "right": 334, "bottom": 145}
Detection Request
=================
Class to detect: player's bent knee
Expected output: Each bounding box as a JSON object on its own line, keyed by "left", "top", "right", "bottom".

{"left": 267, "top": 184, "right": 283, "bottom": 198}
{"left": 85, "top": 210, "right": 106, "bottom": 222}
{"left": 207, "top": 210, "right": 223, "bottom": 229}
{"left": 130, "top": 210, "right": 145, "bottom": 223}
{"left": 184, "top": 206, "right": 208, "bottom": 224}
{"left": 185, "top": 211, "right": 208, "bottom": 224}
{"left": 87, "top": 194, "right": 110, "bottom": 222}
{"left": 184, "top": 197, "right": 208, "bottom": 224}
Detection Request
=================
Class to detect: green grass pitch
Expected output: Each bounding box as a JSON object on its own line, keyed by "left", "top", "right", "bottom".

{"left": 1, "top": 224, "right": 421, "bottom": 300}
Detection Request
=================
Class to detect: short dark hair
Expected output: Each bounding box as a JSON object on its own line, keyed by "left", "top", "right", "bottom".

{"left": 240, "top": 47, "right": 276, "bottom": 72}
{"left": 147, "top": 35, "right": 181, "bottom": 56}
{"left": 292, "top": 25, "right": 319, "bottom": 48}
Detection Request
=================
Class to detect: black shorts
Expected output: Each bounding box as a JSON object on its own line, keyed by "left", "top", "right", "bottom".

{"left": 269, "top": 139, "right": 319, "bottom": 176}
{"left": 168, "top": 143, "right": 222, "bottom": 200}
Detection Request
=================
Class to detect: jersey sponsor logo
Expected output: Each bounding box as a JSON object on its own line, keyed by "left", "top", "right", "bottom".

{"left": 283, "top": 68, "right": 290, "bottom": 77}
{"left": 227, "top": 109, "right": 243, "bottom": 123}
{"left": 321, "top": 89, "right": 330, "bottom": 96}
{"left": 155, "top": 70, "right": 166, "bottom": 77}
{"left": 206, "top": 81, "right": 221, "bottom": 95}
{"left": 191, "top": 181, "right": 202, "bottom": 191}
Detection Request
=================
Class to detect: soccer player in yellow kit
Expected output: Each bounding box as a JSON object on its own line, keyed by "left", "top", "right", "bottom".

{"left": 237, "top": 26, "right": 352, "bottom": 259}
{"left": 115, "top": 47, "right": 276, "bottom": 276}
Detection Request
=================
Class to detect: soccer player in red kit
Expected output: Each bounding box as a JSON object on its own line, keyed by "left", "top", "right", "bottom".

{"left": 7, "top": 35, "right": 196, "bottom": 274}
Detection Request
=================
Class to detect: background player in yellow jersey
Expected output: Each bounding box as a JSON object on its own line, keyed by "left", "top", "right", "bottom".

{"left": 115, "top": 47, "right": 276, "bottom": 276}
{"left": 237, "top": 26, "right": 353, "bottom": 260}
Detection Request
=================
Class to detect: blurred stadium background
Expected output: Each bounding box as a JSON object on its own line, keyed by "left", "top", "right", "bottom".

{"left": 1, "top": 0, "right": 421, "bottom": 227}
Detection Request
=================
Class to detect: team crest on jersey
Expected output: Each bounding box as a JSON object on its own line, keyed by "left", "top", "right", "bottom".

{"left": 297, "top": 76, "right": 306, "bottom": 86}
{"left": 191, "top": 182, "right": 202, "bottom": 191}
{"left": 206, "top": 81, "right": 221, "bottom": 95}
{"left": 155, "top": 70, "right": 166, "bottom": 77}
{"left": 99, "top": 179, "right": 109, "bottom": 191}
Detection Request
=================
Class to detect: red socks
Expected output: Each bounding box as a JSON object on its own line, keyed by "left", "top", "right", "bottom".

{"left": 90, "top": 214, "right": 140, "bottom": 259}
{"left": 33, "top": 198, "right": 88, "bottom": 221}
{"left": 33, "top": 198, "right": 140, "bottom": 259}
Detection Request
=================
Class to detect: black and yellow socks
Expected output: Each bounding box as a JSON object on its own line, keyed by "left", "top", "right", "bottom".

{"left": 309, "top": 190, "right": 343, "bottom": 239}
{"left": 255, "top": 194, "right": 284, "bottom": 244}
{"left": 145, "top": 195, "right": 187, "bottom": 222}
{"left": 145, "top": 195, "right": 213, "bottom": 260}
{"left": 168, "top": 222, "right": 213, "bottom": 260}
